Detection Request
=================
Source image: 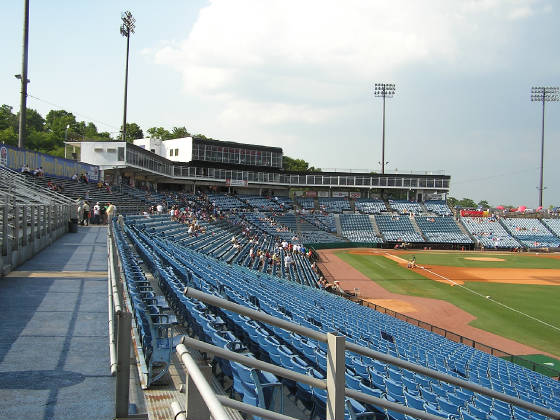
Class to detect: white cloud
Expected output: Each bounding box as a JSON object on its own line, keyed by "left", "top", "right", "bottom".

{"left": 150, "top": 0, "right": 542, "bottom": 128}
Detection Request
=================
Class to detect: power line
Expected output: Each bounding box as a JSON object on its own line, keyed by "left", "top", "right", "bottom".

{"left": 27, "top": 93, "right": 121, "bottom": 131}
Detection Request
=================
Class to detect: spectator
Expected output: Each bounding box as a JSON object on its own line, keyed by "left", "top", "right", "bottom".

{"left": 93, "top": 202, "right": 101, "bottom": 224}
{"left": 82, "top": 201, "right": 90, "bottom": 226}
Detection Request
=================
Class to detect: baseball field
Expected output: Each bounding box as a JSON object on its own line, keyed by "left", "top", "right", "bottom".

{"left": 318, "top": 249, "right": 560, "bottom": 367}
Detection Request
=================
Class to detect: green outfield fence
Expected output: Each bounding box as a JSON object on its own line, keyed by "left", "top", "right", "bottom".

{"left": 354, "top": 298, "right": 559, "bottom": 379}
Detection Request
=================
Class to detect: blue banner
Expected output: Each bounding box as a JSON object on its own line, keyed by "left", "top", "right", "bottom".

{"left": 0, "top": 143, "right": 99, "bottom": 181}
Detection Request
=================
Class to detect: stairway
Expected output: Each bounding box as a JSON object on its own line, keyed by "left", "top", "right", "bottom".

{"left": 409, "top": 216, "right": 428, "bottom": 242}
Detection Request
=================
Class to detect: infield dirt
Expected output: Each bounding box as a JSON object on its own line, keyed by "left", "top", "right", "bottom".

{"left": 317, "top": 248, "right": 558, "bottom": 357}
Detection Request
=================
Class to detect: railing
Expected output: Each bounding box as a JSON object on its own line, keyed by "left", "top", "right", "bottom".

{"left": 107, "top": 222, "right": 133, "bottom": 419}
{"left": 171, "top": 288, "right": 560, "bottom": 420}
{"left": 0, "top": 202, "right": 74, "bottom": 275}
{"left": 356, "top": 299, "right": 560, "bottom": 379}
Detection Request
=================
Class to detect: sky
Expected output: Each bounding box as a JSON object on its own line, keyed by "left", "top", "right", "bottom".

{"left": 1, "top": 0, "right": 559, "bottom": 207}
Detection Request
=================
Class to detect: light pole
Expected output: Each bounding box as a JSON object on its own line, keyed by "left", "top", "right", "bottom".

{"left": 374, "top": 83, "right": 396, "bottom": 174}
{"left": 120, "top": 11, "right": 135, "bottom": 142}
{"left": 18, "top": 0, "right": 30, "bottom": 149}
{"left": 531, "top": 86, "right": 558, "bottom": 208}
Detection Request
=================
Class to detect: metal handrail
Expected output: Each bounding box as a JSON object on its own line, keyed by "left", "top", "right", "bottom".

{"left": 182, "top": 287, "right": 560, "bottom": 420}
{"left": 176, "top": 343, "right": 230, "bottom": 420}
{"left": 180, "top": 336, "right": 447, "bottom": 420}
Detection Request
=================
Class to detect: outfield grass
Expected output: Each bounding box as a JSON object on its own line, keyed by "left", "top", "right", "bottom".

{"left": 336, "top": 252, "right": 560, "bottom": 357}
{"left": 396, "top": 251, "right": 560, "bottom": 269}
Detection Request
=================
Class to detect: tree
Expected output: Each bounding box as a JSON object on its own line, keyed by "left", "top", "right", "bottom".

{"left": 457, "top": 198, "right": 477, "bottom": 208}
{"left": 477, "top": 200, "right": 490, "bottom": 209}
{"left": 171, "top": 126, "right": 190, "bottom": 139}
{"left": 447, "top": 197, "right": 458, "bottom": 208}
{"left": 282, "top": 155, "right": 321, "bottom": 172}
{"left": 0, "top": 105, "right": 18, "bottom": 131}
{"left": 0, "top": 127, "right": 17, "bottom": 146}
{"left": 118, "top": 123, "right": 144, "bottom": 142}
{"left": 19, "top": 108, "right": 45, "bottom": 132}
{"left": 147, "top": 126, "right": 173, "bottom": 140}
{"left": 45, "top": 110, "right": 77, "bottom": 135}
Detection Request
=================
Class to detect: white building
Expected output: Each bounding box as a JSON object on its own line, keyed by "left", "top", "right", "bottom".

{"left": 133, "top": 137, "right": 192, "bottom": 162}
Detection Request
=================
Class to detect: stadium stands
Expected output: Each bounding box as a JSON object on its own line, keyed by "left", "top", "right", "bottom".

{"left": 415, "top": 216, "right": 472, "bottom": 244}
{"left": 340, "top": 214, "right": 383, "bottom": 243}
{"left": 301, "top": 213, "right": 337, "bottom": 233}
{"left": 375, "top": 215, "right": 425, "bottom": 243}
{"left": 460, "top": 217, "right": 521, "bottom": 249}
{"left": 542, "top": 219, "right": 560, "bottom": 238}
{"left": 119, "top": 219, "right": 560, "bottom": 419}
{"left": 424, "top": 200, "right": 453, "bottom": 216}
{"left": 297, "top": 198, "right": 315, "bottom": 210}
{"left": 501, "top": 218, "right": 560, "bottom": 248}
{"left": 355, "top": 198, "right": 387, "bottom": 214}
{"left": 240, "top": 195, "right": 284, "bottom": 211}
{"left": 208, "top": 194, "right": 248, "bottom": 210}
{"left": 318, "top": 197, "right": 351, "bottom": 213}
{"left": 388, "top": 200, "right": 424, "bottom": 215}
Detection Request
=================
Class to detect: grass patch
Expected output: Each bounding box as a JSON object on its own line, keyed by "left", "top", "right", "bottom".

{"left": 336, "top": 252, "right": 560, "bottom": 357}
{"left": 395, "top": 252, "right": 560, "bottom": 269}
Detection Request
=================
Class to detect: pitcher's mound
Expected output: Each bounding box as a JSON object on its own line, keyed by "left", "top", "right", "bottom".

{"left": 464, "top": 257, "right": 505, "bottom": 262}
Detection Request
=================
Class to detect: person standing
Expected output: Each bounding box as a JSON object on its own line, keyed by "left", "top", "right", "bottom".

{"left": 77, "top": 201, "right": 84, "bottom": 225}
{"left": 93, "top": 202, "right": 101, "bottom": 225}
{"left": 82, "top": 201, "right": 90, "bottom": 226}
{"left": 106, "top": 202, "right": 116, "bottom": 222}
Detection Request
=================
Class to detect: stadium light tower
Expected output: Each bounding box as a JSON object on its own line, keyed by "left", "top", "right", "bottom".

{"left": 120, "top": 11, "right": 135, "bottom": 142}
{"left": 531, "top": 86, "right": 558, "bottom": 208}
{"left": 17, "top": 0, "right": 30, "bottom": 148}
{"left": 374, "top": 83, "right": 396, "bottom": 174}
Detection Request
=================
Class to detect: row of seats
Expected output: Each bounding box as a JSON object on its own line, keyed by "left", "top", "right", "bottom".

{"left": 318, "top": 198, "right": 351, "bottom": 213}
{"left": 340, "top": 215, "right": 383, "bottom": 243}
{"left": 355, "top": 199, "right": 388, "bottom": 214}
{"left": 113, "top": 222, "right": 174, "bottom": 386}
{"left": 415, "top": 217, "right": 472, "bottom": 244}
{"left": 388, "top": 200, "right": 424, "bottom": 215}
{"left": 501, "top": 218, "right": 560, "bottom": 249}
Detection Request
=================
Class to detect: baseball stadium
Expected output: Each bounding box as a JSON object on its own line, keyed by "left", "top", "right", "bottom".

{"left": 1, "top": 132, "right": 559, "bottom": 420}
{"left": 2, "top": 2, "right": 560, "bottom": 420}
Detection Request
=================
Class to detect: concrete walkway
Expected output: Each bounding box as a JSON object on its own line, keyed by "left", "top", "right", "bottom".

{"left": 0, "top": 226, "right": 113, "bottom": 420}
